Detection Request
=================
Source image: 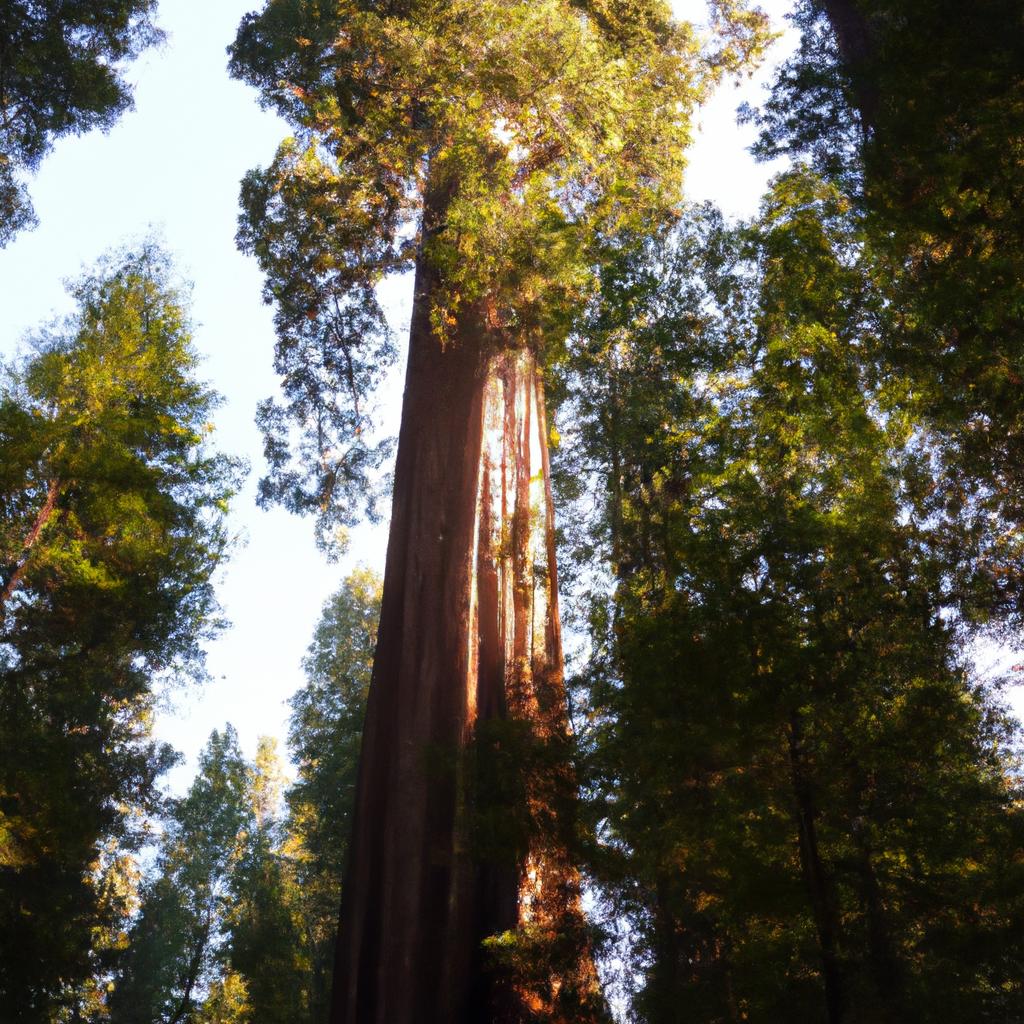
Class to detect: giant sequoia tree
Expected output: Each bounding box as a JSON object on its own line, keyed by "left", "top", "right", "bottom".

{"left": 228, "top": 1, "right": 770, "bottom": 1020}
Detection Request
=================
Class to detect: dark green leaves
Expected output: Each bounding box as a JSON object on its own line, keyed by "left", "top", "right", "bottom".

{"left": 0, "top": 0, "right": 163, "bottom": 244}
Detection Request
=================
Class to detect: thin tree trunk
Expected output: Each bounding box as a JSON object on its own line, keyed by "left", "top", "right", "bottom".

{"left": 788, "top": 713, "right": 846, "bottom": 1024}
{"left": 330, "top": 253, "right": 604, "bottom": 1022}
{"left": 0, "top": 478, "right": 59, "bottom": 613}
{"left": 855, "top": 835, "right": 902, "bottom": 1021}
{"left": 649, "top": 879, "right": 684, "bottom": 1024}
{"left": 847, "top": 771, "right": 904, "bottom": 1022}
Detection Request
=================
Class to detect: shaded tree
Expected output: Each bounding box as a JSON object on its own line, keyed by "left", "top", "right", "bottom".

{"left": 555, "top": 173, "right": 1024, "bottom": 1023}
{"left": 0, "top": 1, "right": 163, "bottom": 245}
{"left": 278, "top": 568, "right": 381, "bottom": 1024}
{"left": 749, "top": 0, "right": 1024, "bottom": 586}
{"left": 110, "top": 574, "right": 381, "bottom": 1024}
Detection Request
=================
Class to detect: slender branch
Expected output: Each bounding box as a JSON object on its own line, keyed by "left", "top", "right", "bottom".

{"left": 0, "top": 478, "right": 60, "bottom": 615}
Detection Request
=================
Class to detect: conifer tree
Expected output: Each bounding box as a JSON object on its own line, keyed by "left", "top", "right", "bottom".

{"left": 228, "top": 2, "right": 772, "bottom": 1020}
{"left": 556, "top": 175, "right": 1024, "bottom": 1023}
{"left": 0, "top": 1, "right": 163, "bottom": 244}
{"left": 751, "top": 0, "right": 1024, "bottom": 584}
{"left": 110, "top": 727, "right": 253, "bottom": 1024}
{"left": 0, "top": 245, "right": 239, "bottom": 1018}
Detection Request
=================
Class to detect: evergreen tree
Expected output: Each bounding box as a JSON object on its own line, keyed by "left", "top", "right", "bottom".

{"left": 0, "top": 245, "right": 240, "bottom": 1020}
{"left": 110, "top": 727, "right": 252, "bottom": 1024}
{"left": 0, "top": 1, "right": 163, "bottom": 245}
{"left": 555, "top": 173, "right": 1024, "bottom": 1023}
{"left": 228, "top": 2, "right": 772, "bottom": 1020}
{"left": 109, "top": 575, "right": 381, "bottom": 1024}
{"left": 226, "top": 737, "right": 306, "bottom": 1024}
{"left": 281, "top": 569, "right": 381, "bottom": 1024}
{"left": 750, "top": 0, "right": 1024, "bottom": 594}
{"left": 223, "top": 573, "right": 382, "bottom": 1024}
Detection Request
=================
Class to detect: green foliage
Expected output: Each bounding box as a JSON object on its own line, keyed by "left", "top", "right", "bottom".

{"left": 228, "top": 0, "right": 773, "bottom": 537}
{"left": 272, "top": 568, "right": 381, "bottom": 1024}
{"left": 105, "top": 573, "right": 381, "bottom": 1024}
{"left": 110, "top": 727, "right": 253, "bottom": 1024}
{"left": 287, "top": 568, "right": 380, "bottom": 892}
{"left": 748, "top": 0, "right": 1024, "bottom": 579}
{"left": 554, "top": 174, "right": 1024, "bottom": 1022}
{"left": 0, "top": 1, "right": 163, "bottom": 245}
{"left": 0, "top": 245, "right": 240, "bottom": 1021}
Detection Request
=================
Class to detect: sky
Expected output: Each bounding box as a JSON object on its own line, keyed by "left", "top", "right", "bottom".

{"left": 0, "top": 0, "right": 864, "bottom": 789}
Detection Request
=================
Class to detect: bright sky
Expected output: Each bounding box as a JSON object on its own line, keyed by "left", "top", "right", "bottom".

{"left": 0, "top": 0, "right": 834, "bottom": 789}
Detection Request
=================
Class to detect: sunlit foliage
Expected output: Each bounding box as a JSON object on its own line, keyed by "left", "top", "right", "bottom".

{"left": 227, "top": 0, "right": 773, "bottom": 540}
{"left": 749, "top": 0, "right": 1024, "bottom": 586}
{"left": 0, "top": 245, "right": 240, "bottom": 1018}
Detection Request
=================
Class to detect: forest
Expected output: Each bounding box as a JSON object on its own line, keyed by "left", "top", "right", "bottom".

{"left": 1, "top": 0, "right": 1023, "bottom": 1022}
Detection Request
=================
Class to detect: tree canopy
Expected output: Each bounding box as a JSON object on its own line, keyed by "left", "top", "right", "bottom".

{"left": 749, "top": 0, "right": 1024, "bottom": 574}
{"left": 552, "top": 168, "right": 1024, "bottom": 1022}
{"left": 0, "top": 244, "right": 240, "bottom": 1019}
{"left": 0, "top": 1, "right": 163, "bottom": 245}
{"left": 227, "top": 0, "right": 773, "bottom": 540}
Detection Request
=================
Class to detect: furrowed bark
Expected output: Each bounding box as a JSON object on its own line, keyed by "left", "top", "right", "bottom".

{"left": 330, "top": 253, "right": 603, "bottom": 1022}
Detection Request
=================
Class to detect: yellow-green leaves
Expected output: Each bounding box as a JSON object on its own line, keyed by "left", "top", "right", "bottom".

{"left": 231, "top": 0, "right": 772, "bottom": 356}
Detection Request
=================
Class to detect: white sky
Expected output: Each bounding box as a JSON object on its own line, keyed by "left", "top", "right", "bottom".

{"left": 16, "top": 1, "right": 1011, "bottom": 794}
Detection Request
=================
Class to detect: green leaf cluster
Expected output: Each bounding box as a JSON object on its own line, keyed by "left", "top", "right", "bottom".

{"left": 748, "top": 0, "right": 1024, "bottom": 567}
{"left": 553, "top": 171, "right": 1024, "bottom": 1022}
{"left": 106, "top": 571, "right": 381, "bottom": 1024}
{"left": 0, "top": 245, "right": 241, "bottom": 1020}
{"left": 228, "top": 0, "right": 773, "bottom": 533}
{"left": 0, "top": 1, "right": 163, "bottom": 245}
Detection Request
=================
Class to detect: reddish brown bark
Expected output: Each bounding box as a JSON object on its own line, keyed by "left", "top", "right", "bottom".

{"left": 329, "top": 251, "right": 604, "bottom": 1022}
{"left": 0, "top": 478, "right": 59, "bottom": 614}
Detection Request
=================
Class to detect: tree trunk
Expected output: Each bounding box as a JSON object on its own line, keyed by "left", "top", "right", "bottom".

{"left": 330, "top": 254, "right": 604, "bottom": 1022}
{"left": 788, "top": 713, "right": 846, "bottom": 1024}
{"left": 818, "top": 0, "right": 879, "bottom": 133}
{"left": 0, "top": 478, "right": 59, "bottom": 614}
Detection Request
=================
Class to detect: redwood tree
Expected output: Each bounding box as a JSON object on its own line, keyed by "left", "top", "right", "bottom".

{"left": 228, "top": 2, "right": 771, "bottom": 1020}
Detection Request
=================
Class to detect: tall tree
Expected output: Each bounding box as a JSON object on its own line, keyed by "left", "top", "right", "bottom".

{"left": 0, "top": 245, "right": 239, "bottom": 1019}
{"left": 110, "top": 575, "right": 381, "bottom": 1024}
{"left": 0, "top": 0, "right": 163, "bottom": 245}
{"left": 228, "top": 2, "right": 772, "bottom": 1020}
{"left": 282, "top": 568, "right": 382, "bottom": 1024}
{"left": 110, "top": 727, "right": 253, "bottom": 1024}
{"left": 556, "top": 175, "right": 1024, "bottom": 1023}
{"left": 223, "top": 572, "right": 383, "bottom": 1024}
{"left": 749, "top": 0, "right": 1024, "bottom": 585}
